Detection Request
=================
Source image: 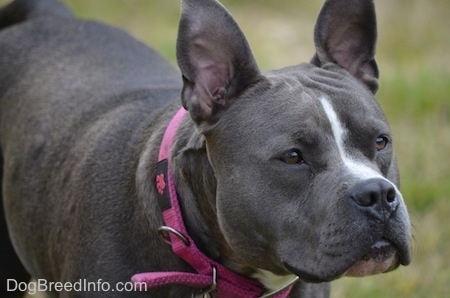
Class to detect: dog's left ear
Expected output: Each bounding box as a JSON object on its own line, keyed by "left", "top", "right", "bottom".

{"left": 311, "top": 0, "right": 379, "bottom": 93}
{"left": 177, "top": 0, "right": 261, "bottom": 124}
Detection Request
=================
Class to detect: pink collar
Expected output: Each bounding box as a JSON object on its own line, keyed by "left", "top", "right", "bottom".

{"left": 132, "top": 108, "right": 296, "bottom": 297}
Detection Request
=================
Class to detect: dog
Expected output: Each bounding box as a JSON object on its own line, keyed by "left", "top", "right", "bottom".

{"left": 0, "top": 0, "right": 411, "bottom": 297}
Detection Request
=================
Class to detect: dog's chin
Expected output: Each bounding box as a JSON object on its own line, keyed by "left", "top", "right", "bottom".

{"left": 345, "top": 239, "right": 400, "bottom": 277}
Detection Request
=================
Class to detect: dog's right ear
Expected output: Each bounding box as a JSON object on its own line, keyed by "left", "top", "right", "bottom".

{"left": 177, "top": 0, "right": 261, "bottom": 124}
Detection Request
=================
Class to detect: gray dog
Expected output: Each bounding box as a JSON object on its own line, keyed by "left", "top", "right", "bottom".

{"left": 0, "top": 0, "right": 411, "bottom": 297}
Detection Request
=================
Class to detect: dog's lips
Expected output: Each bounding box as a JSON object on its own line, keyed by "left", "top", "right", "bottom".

{"left": 344, "top": 239, "right": 400, "bottom": 277}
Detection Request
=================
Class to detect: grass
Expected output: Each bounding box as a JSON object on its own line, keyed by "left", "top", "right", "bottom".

{"left": 1, "top": 0, "right": 449, "bottom": 297}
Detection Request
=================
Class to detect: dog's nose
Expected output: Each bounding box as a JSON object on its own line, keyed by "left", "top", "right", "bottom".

{"left": 350, "top": 178, "right": 399, "bottom": 219}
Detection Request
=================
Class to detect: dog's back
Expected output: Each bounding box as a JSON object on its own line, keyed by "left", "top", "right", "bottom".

{"left": 0, "top": 0, "right": 181, "bottom": 101}
{"left": 0, "top": 0, "right": 181, "bottom": 296}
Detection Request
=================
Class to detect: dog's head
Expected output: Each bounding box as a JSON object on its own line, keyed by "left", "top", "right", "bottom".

{"left": 176, "top": 0, "right": 411, "bottom": 283}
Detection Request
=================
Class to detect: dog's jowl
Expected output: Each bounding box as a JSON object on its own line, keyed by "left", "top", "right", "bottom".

{"left": 0, "top": 0, "right": 411, "bottom": 297}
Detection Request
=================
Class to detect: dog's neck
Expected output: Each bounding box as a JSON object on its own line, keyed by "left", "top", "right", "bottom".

{"left": 154, "top": 112, "right": 300, "bottom": 295}
{"left": 170, "top": 123, "right": 248, "bottom": 273}
{"left": 133, "top": 108, "right": 294, "bottom": 296}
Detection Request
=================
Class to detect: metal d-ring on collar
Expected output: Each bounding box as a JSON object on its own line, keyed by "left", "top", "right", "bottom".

{"left": 159, "top": 226, "right": 218, "bottom": 298}
{"left": 158, "top": 226, "right": 190, "bottom": 246}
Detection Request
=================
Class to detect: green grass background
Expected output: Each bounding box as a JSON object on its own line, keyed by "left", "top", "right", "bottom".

{"left": 1, "top": 0, "right": 448, "bottom": 297}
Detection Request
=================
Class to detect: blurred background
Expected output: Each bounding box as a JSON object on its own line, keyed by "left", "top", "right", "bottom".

{"left": 1, "top": 0, "right": 448, "bottom": 297}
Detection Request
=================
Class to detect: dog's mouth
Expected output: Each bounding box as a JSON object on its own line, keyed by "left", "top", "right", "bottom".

{"left": 281, "top": 236, "right": 411, "bottom": 282}
{"left": 344, "top": 238, "right": 401, "bottom": 277}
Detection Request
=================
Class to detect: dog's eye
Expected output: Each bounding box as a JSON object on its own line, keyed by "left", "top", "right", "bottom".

{"left": 376, "top": 135, "right": 390, "bottom": 151}
{"left": 281, "top": 149, "right": 304, "bottom": 164}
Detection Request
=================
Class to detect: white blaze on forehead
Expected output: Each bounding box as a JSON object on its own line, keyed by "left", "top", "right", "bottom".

{"left": 319, "top": 97, "right": 384, "bottom": 180}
